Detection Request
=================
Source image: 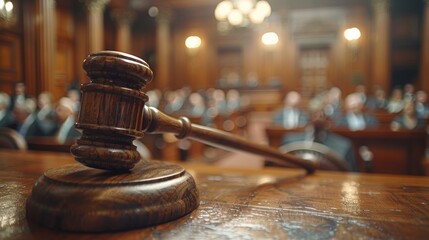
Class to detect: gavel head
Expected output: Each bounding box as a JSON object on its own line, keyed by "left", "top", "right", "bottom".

{"left": 70, "top": 51, "right": 153, "bottom": 171}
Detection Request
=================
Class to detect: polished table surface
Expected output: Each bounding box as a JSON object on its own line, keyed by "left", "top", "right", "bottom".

{"left": 1, "top": 150, "right": 429, "bottom": 239}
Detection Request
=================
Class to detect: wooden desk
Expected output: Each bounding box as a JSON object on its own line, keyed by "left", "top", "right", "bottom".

{"left": 265, "top": 126, "right": 427, "bottom": 175}
{"left": 1, "top": 150, "right": 429, "bottom": 239}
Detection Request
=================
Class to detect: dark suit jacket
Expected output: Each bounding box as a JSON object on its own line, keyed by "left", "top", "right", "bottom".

{"left": 282, "top": 131, "right": 358, "bottom": 172}
{"left": 272, "top": 107, "right": 309, "bottom": 128}
{"left": 0, "top": 111, "right": 15, "bottom": 129}
{"left": 333, "top": 112, "right": 379, "bottom": 130}
{"left": 392, "top": 115, "right": 426, "bottom": 130}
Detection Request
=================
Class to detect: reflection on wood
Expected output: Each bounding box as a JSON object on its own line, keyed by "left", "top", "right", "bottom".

{"left": 1, "top": 150, "right": 429, "bottom": 239}
{"left": 265, "top": 126, "right": 427, "bottom": 175}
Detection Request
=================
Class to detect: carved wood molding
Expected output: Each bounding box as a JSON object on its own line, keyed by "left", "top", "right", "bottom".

{"left": 84, "top": 0, "right": 110, "bottom": 11}
{"left": 371, "top": 0, "right": 390, "bottom": 13}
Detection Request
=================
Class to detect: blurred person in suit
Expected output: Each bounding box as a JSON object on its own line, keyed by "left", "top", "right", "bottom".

{"left": 67, "top": 89, "right": 81, "bottom": 114}
{"left": 10, "top": 98, "right": 36, "bottom": 132}
{"left": 403, "top": 83, "right": 416, "bottom": 101}
{"left": 323, "top": 87, "right": 342, "bottom": 119}
{"left": 8, "top": 82, "right": 29, "bottom": 112}
{"left": 334, "top": 93, "right": 379, "bottom": 131}
{"left": 54, "top": 97, "right": 81, "bottom": 144}
{"left": 272, "top": 91, "right": 309, "bottom": 129}
{"left": 391, "top": 99, "right": 426, "bottom": 131}
{"left": 386, "top": 88, "right": 404, "bottom": 113}
{"left": 18, "top": 92, "right": 56, "bottom": 137}
{"left": 280, "top": 110, "right": 358, "bottom": 171}
{"left": 366, "top": 86, "right": 388, "bottom": 110}
{"left": 415, "top": 90, "right": 429, "bottom": 118}
{"left": 0, "top": 92, "right": 14, "bottom": 128}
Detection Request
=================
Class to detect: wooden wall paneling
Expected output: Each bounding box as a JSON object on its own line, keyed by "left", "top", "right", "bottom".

{"left": 0, "top": 0, "right": 23, "bottom": 95}
{"left": 35, "top": 0, "right": 56, "bottom": 96}
{"left": 74, "top": 2, "right": 90, "bottom": 86}
{"left": 22, "top": 0, "right": 38, "bottom": 97}
{"left": 371, "top": 0, "right": 390, "bottom": 91}
{"left": 420, "top": 0, "right": 429, "bottom": 93}
{"left": 54, "top": 4, "right": 75, "bottom": 100}
{"left": 0, "top": 32, "right": 22, "bottom": 94}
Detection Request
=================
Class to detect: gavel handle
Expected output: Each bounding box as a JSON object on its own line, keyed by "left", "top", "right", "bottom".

{"left": 142, "top": 106, "right": 316, "bottom": 174}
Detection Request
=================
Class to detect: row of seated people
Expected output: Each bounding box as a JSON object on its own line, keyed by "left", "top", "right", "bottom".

{"left": 269, "top": 87, "right": 429, "bottom": 173}
{"left": 0, "top": 83, "right": 81, "bottom": 144}
{"left": 0, "top": 83, "right": 252, "bottom": 161}
{"left": 273, "top": 87, "right": 428, "bottom": 132}
{"left": 143, "top": 87, "right": 253, "bottom": 161}
{"left": 146, "top": 87, "right": 251, "bottom": 128}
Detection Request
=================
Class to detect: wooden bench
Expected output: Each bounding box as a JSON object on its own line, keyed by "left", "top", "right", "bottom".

{"left": 265, "top": 126, "right": 427, "bottom": 175}
{"left": 26, "top": 137, "right": 74, "bottom": 153}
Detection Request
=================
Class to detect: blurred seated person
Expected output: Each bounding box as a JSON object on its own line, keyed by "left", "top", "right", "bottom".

{"left": 323, "top": 87, "right": 342, "bottom": 119}
{"left": 67, "top": 89, "right": 81, "bottom": 114}
{"left": 391, "top": 100, "right": 426, "bottom": 131}
{"left": 415, "top": 90, "right": 429, "bottom": 118}
{"left": 403, "top": 83, "right": 416, "bottom": 101}
{"left": 186, "top": 92, "right": 206, "bottom": 117}
{"left": 54, "top": 97, "right": 81, "bottom": 144}
{"left": 0, "top": 92, "right": 14, "bottom": 128}
{"left": 366, "top": 87, "right": 388, "bottom": 110}
{"left": 8, "top": 81, "right": 29, "bottom": 112}
{"left": 280, "top": 111, "right": 358, "bottom": 171}
{"left": 226, "top": 89, "right": 241, "bottom": 113}
{"left": 11, "top": 98, "right": 36, "bottom": 132}
{"left": 354, "top": 84, "right": 368, "bottom": 108}
{"left": 18, "top": 92, "right": 56, "bottom": 137}
{"left": 386, "top": 88, "right": 404, "bottom": 113}
{"left": 334, "top": 93, "right": 379, "bottom": 131}
{"left": 163, "top": 89, "right": 188, "bottom": 114}
{"left": 272, "top": 91, "right": 309, "bottom": 129}
{"left": 146, "top": 89, "right": 162, "bottom": 108}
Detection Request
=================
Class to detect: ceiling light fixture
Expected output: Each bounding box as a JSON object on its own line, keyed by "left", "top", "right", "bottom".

{"left": 215, "top": 0, "right": 271, "bottom": 32}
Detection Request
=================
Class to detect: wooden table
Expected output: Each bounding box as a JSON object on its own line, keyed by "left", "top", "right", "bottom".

{"left": 1, "top": 150, "right": 429, "bottom": 239}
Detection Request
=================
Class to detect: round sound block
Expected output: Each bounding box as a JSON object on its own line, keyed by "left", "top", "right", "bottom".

{"left": 26, "top": 160, "right": 199, "bottom": 232}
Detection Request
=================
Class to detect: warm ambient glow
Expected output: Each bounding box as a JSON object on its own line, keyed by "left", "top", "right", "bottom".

{"left": 0, "top": 0, "right": 14, "bottom": 21}
{"left": 185, "top": 36, "right": 202, "bottom": 49}
{"left": 0, "top": 0, "right": 13, "bottom": 12}
{"left": 215, "top": 0, "right": 271, "bottom": 29}
{"left": 344, "top": 27, "right": 361, "bottom": 41}
{"left": 261, "top": 32, "right": 279, "bottom": 46}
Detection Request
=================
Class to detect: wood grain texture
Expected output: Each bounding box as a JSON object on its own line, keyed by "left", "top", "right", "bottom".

{"left": 1, "top": 150, "right": 429, "bottom": 239}
{"left": 26, "top": 160, "right": 199, "bottom": 232}
{"left": 265, "top": 126, "right": 427, "bottom": 175}
{"left": 73, "top": 51, "right": 316, "bottom": 172}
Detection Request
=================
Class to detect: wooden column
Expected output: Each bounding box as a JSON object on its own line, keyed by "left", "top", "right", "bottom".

{"left": 35, "top": 0, "right": 56, "bottom": 93}
{"left": 421, "top": 0, "right": 429, "bottom": 92}
{"left": 112, "top": 10, "right": 135, "bottom": 53}
{"left": 371, "top": 0, "right": 390, "bottom": 90}
{"left": 85, "top": 0, "right": 109, "bottom": 53}
{"left": 155, "top": 9, "right": 172, "bottom": 90}
{"left": 22, "top": 1, "right": 37, "bottom": 96}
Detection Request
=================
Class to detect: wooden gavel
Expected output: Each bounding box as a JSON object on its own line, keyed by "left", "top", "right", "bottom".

{"left": 70, "top": 51, "right": 315, "bottom": 173}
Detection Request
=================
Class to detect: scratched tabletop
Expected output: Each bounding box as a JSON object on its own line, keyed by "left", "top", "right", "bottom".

{"left": 1, "top": 149, "right": 429, "bottom": 239}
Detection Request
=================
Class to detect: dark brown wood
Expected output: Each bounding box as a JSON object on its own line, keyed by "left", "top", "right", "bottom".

{"left": 142, "top": 106, "right": 316, "bottom": 173}
{"left": 26, "top": 137, "right": 73, "bottom": 152}
{"left": 26, "top": 161, "right": 198, "bottom": 232}
{"left": 1, "top": 150, "right": 429, "bottom": 239}
{"left": 72, "top": 51, "right": 315, "bottom": 172}
{"left": 265, "top": 125, "right": 427, "bottom": 175}
{"left": 0, "top": 127, "right": 27, "bottom": 150}
{"left": 24, "top": 51, "right": 201, "bottom": 232}
{"left": 26, "top": 50, "right": 315, "bottom": 233}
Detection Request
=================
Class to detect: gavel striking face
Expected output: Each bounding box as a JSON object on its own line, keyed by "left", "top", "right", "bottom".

{"left": 70, "top": 51, "right": 315, "bottom": 173}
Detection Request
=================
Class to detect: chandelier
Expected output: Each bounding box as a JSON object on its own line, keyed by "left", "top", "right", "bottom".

{"left": 214, "top": 0, "right": 271, "bottom": 31}
{"left": 0, "top": 0, "right": 14, "bottom": 22}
